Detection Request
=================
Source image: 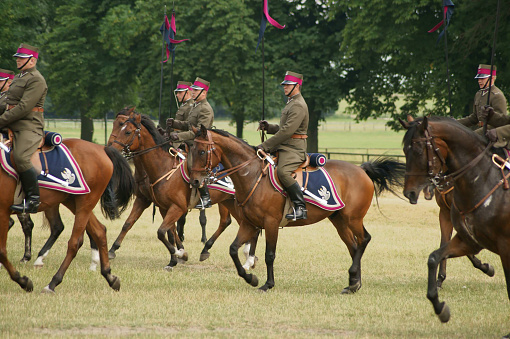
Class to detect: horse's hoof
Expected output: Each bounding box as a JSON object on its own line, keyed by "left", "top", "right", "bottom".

{"left": 341, "top": 281, "right": 361, "bottom": 294}
{"left": 199, "top": 252, "right": 210, "bottom": 262}
{"left": 20, "top": 276, "right": 33, "bottom": 292}
{"left": 502, "top": 332, "right": 510, "bottom": 339}
{"left": 258, "top": 283, "right": 272, "bottom": 292}
{"left": 108, "top": 251, "right": 116, "bottom": 260}
{"left": 109, "top": 276, "right": 121, "bottom": 291}
{"left": 248, "top": 274, "right": 259, "bottom": 287}
{"left": 179, "top": 252, "right": 188, "bottom": 263}
{"left": 20, "top": 256, "right": 31, "bottom": 263}
{"left": 33, "top": 257, "right": 45, "bottom": 268}
{"left": 486, "top": 264, "right": 495, "bottom": 277}
{"left": 41, "top": 285, "right": 55, "bottom": 294}
{"left": 437, "top": 303, "right": 450, "bottom": 323}
{"left": 164, "top": 265, "right": 173, "bottom": 272}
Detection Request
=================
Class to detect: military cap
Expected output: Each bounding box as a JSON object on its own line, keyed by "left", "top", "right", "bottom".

{"left": 13, "top": 43, "right": 39, "bottom": 59}
{"left": 475, "top": 64, "right": 497, "bottom": 79}
{"left": 280, "top": 71, "right": 303, "bottom": 85}
{"left": 190, "top": 77, "right": 210, "bottom": 91}
{"left": 0, "top": 69, "right": 15, "bottom": 81}
{"left": 175, "top": 81, "right": 192, "bottom": 92}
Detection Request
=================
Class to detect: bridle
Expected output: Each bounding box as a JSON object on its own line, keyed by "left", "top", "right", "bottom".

{"left": 406, "top": 122, "right": 493, "bottom": 190}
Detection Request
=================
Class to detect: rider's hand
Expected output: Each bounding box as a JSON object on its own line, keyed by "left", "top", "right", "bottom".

{"left": 479, "top": 106, "right": 495, "bottom": 122}
{"left": 256, "top": 144, "right": 265, "bottom": 151}
{"left": 169, "top": 132, "right": 179, "bottom": 141}
{"left": 258, "top": 120, "right": 269, "bottom": 131}
{"left": 486, "top": 129, "right": 498, "bottom": 142}
{"left": 166, "top": 118, "right": 174, "bottom": 128}
{"left": 156, "top": 125, "right": 166, "bottom": 136}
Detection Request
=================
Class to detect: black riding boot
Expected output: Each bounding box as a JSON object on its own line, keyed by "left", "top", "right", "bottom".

{"left": 11, "top": 167, "right": 40, "bottom": 214}
{"left": 284, "top": 182, "right": 307, "bottom": 220}
{"left": 196, "top": 185, "right": 212, "bottom": 209}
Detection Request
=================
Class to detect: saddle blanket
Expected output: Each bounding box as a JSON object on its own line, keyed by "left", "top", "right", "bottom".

{"left": 0, "top": 143, "right": 90, "bottom": 194}
{"left": 179, "top": 160, "right": 235, "bottom": 195}
{"left": 268, "top": 165, "right": 344, "bottom": 211}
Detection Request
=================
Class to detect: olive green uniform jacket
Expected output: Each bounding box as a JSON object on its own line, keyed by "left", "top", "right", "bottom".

{"left": 261, "top": 93, "right": 309, "bottom": 188}
{"left": 0, "top": 91, "right": 7, "bottom": 115}
{"left": 1, "top": 67, "right": 47, "bottom": 172}
{"left": 176, "top": 98, "right": 214, "bottom": 146}
{"left": 458, "top": 85, "right": 508, "bottom": 129}
{"left": 169, "top": 98, "right": 194, "bottom": 147}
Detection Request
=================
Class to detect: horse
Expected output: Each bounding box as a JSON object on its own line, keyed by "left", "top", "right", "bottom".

{"left": 400, "top": 115, "right": 510, "bottom": 336}
{"left": 421, "top": 184, "right": 494, "bottom": 287}
{"left": 0, "top": 140, "right": 134, "bottom": 293}
{"left": 108, "top": 111, "right": 258, "bottom": 269}
{"left": 188, "top": 125, "right": 405, "bottom": 292}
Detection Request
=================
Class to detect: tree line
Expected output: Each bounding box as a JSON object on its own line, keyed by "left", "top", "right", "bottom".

{"left": 1, "top": 0, "right": 508, "bottom": 150}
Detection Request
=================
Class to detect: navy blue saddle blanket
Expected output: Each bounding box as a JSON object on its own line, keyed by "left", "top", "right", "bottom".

{"left": 269, "top": 165, "right": 344, "bottom": 211}
{"left": 0, "top": 144, "right": 90, "bottom": 194}
{"left": 179, "top": 160, "right": 235, "bottom": 195}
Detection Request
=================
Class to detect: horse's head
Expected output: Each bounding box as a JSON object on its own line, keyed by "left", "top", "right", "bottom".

{"left": 400, "top": 115, "right": 447, "bottom": 204}
{"left": 109, "top": 110, "right": 142, "bottom": 155}
{"left": 107, "top": 106, "right": 136, "bottom": 146}
{"left": 189, "top": 124, "right": 223, "bottom": 188}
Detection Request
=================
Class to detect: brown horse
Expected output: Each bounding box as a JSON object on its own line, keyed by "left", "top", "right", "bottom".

{"left": 0, "top": 140, "right": 134, "bottom": 293}
{"left": 189, "top": 125, "right": 405, "bottom": 292}
{"left": 422, "top": 184, "right": 494, "bottom": 287}
{"left": 108, "top": 111, "right": 258, "bottom": 268}
{"left": 401, "top": 116, "right": 510, "bottom": 336}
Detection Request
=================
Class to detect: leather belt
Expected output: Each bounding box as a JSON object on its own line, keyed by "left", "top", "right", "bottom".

{"left": 291, "top": 134, "right": 308, "bottom": 139}
{"left": 7, "top": 104, "right": 44, "bottom": 112}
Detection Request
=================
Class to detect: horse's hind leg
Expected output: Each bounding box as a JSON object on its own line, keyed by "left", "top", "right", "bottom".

{"left": 87, "top": 230, "right": 100, "bottom": 271}
{"left": 176, "top": 212, "right": 186, "bottom": 242}
{"left": 426, "top": 235, "right": 477, "bottom": 323}
{"left": 0, "top": 211, "right": 33, "bottom": 292}
{"left": 17, "top": 213, "right": 34, "bottom": 263}
{"left": 86, "top": 213, "right": 120, "bottom": 291}
{"left": 33, "top": 206, "right": 64, "bottom": 268}
{"left": 200, "top": 204, "right": 231, "bottom": 261}
{"left": 466, "top": 254, "right": 495, "bottom": 277}
{"left": 329, "top": 213, "right": 371, "bottom": 294}
{"left": 108, "top": 195, "right": 151, "bottom": 259}
{"left": 242, "top": 230, "right": 260, "bottom": 271}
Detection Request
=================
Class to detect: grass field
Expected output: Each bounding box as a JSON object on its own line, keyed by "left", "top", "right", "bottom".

{"left": 0, "top": 195, "right": 506, "bottom": 338}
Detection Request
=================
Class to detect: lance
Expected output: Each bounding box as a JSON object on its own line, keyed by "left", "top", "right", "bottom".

{"left": 158, "top": 6, "right": 167, "bottom": 128}
{"left": 169, "top": 7, "right": 176, "bottom": 119}
{"left": 483, "top": 0, "right": 500, "bottom": 138}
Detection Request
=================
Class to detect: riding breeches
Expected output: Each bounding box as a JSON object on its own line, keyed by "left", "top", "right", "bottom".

{"left": 13, "top": 129, "right": 43, "bottom": 172}
{"left": 277, "top": 149, "right": 305, "bottom": 188}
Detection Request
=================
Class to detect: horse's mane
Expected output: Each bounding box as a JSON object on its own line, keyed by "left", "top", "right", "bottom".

{"left": 402, "top": 116, "right": 486, "bottom": 146}
{"left": 129, "top": 113, "right": 170, "bottom": 152}
{"left": 196, "top": 128, "right": 258, "bottom": 151}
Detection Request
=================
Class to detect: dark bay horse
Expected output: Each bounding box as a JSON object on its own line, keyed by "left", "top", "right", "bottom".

{"left": 109, "top": 111, "right": 258, "bottom": 268}
{"left": 422, "top": 185, "right": 494, "bottom": 287}
{"left": 0, "top": 140, "right": 134, "bottom": 293}
{"left": 189, "top": 125, "right": 405, "bottom": 292}
{"left": 401, "top": 116, "right": 510, "bottom": 336}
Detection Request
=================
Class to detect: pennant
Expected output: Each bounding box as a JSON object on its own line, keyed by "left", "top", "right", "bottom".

{"left": 428, "top": 0, "right": 454, "bottom": 43}
{"left": 256, "top": 0, "right": 285, "bottom": 52}
{"left": 159, "top": 12, "right": 189, "bottom": 63}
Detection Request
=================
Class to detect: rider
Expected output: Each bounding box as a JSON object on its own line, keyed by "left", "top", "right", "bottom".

{"left": 166, "top": 81, "right": 194, "bottom": 147}
{"left": 0, "top": 69, "right": 15, "bottom": 114}
{"left": 257, "top": 71, "right": 309, "bottom": 220}
{"left": 458, "top": 64, "right": 508, "bottom": 131}
{"left": 166, "top": 77, "right": 214, "bottom": 209}
{"left": 0, "top": 43, "right": 48, "bottom": 214}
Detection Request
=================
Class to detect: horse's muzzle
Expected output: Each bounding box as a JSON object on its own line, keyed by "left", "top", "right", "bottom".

{"left": 191, "top": 179, "right": 201, "bottom": 189}
{"left": 404, "top": 189, "right": 419, "bottom": 204}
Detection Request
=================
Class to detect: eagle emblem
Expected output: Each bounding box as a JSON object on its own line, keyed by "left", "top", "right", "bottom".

{"left": 61, "top": 168, "right": 76, "bottom": 185}
{"left": 318, "top": 185, "right": 330, "bottom": 202}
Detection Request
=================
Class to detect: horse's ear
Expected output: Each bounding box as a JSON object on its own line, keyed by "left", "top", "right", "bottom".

{"left": 191, "top": 125, "right": 198, "bottom": 136}
{"left": 200, "top": 124, "right": 208, "bottom": 138}
{"left": 128, "top": 106, "right": 136, "bottom": 114}
{"left": 134, "top": 112, "right": 141, "bottom": 124}
{"left": 421, "top": 116, "right": 429, "bottom": 130}
{"left": 399, "top": 118, "right": 410, "bottom": 129}
{"left": 406, "top": 115, "right": 414, "bottom": 122}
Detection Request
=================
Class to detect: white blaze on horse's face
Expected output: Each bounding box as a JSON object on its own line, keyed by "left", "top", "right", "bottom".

{"left": 121, "top": 125, "right": 127, "bottom": 131}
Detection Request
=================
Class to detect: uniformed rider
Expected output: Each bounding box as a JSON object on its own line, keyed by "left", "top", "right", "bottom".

{"left": 0, "top": 69, "right": 15, "bottom": 114}
{"left": 166, "top": 77, "right": 214, "bottom": 209}
{"left": 0, "top": 43, "right": 48, "bottom": 214}
{"left": 458, "top": 64, "right": 508, "bottom": 130}
{"left": 166, "top": 81, "right": 194, "bottom": 147}
{"left": 258, "top": 71, "right": 309, "bottom": 220}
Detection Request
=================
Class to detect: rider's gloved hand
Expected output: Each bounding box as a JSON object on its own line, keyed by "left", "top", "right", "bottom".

{"left": 169, "top": 132, "right": 179, "bottom": 141}
{"left": 486, "top": 129, "right": 498, "bottom": 142}
{"left": 258, "top": 120, "right": 269, "bottom": 131}
{"left": 479, "top": 105, "right": 495, "bottom": 122}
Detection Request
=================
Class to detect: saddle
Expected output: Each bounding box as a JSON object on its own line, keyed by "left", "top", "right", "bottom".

{"left": 271, "top": 153, "right": 326, "bottom": 189}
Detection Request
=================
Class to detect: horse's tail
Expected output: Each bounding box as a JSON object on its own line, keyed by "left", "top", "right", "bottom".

{"left": 101, "top": 146, "right": 135, "bottom": 220}
{"left": 360, "top": 157, "right": 405, "bottom": 198}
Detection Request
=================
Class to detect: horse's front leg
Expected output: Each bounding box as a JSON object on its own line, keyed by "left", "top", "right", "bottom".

{"left": 200, "top": 203, "right": 232, "bottom": 261}
{"left": 427, "top": 235, "right": 475, "bottom": 323}
{"left": 157, "top": 205, "right": 186, "bottom": 271}
{"left": 230, "top": 221, "right": 259, "bottom": 287}
{"left": 242, "top": 230, "right": 260, "bottom": 271}
{"left": 199, "top": 209, "right": 207, "bottom": 244}
{"left": 259, "top": 224, "right": 279, "bottom": 292}
{"left": 436, "top": 202, "right": 452, "bottom": 288}
{"left": 17, "top": 213, "right": 34, "bottom": 263}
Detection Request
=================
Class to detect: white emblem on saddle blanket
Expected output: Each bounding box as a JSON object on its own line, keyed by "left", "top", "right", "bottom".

{"left": 61, "top": 168, "right": 76, "bottom": 185}
{"left": 318, "top": 186, "right": 331, "bottom": 201}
